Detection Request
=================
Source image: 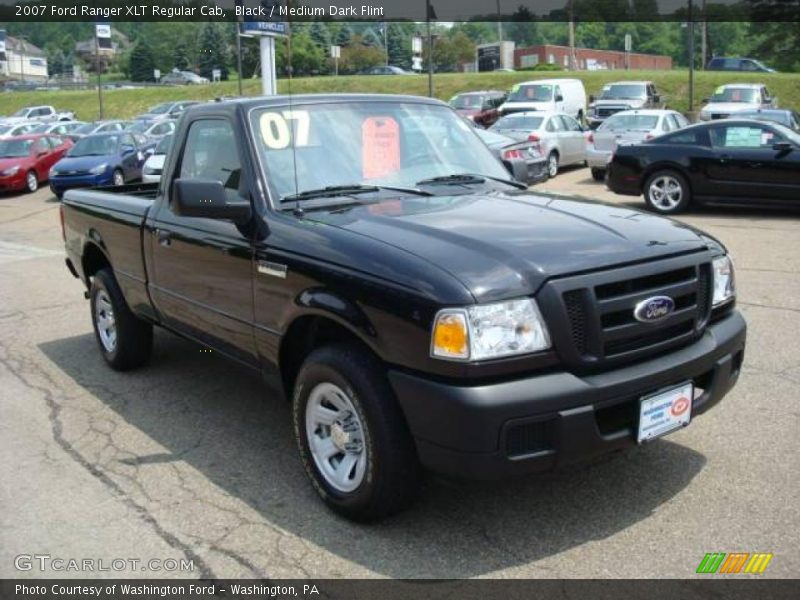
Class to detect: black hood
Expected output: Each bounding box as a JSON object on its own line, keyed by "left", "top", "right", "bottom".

{"left": 310, "top": 192, "right": 714, "bottom": 303}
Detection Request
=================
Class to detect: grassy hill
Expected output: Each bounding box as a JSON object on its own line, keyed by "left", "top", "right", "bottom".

{"left": 2, "top": 70, "right": 798, "bottom": 121}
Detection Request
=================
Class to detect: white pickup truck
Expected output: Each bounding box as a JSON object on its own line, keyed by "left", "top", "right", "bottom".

{"left": 1, "top": 105, "right": 75, "bottom": 124}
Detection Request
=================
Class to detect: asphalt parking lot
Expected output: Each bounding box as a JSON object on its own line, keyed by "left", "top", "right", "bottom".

{"left": 1, "top": 175, "right": 798, "bottom": 579}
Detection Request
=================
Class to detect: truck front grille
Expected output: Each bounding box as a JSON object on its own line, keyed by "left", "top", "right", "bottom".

{"left": 596, "top": 107, "right": 625, "bottom": 118}
{"left": 540, "top": 254, "right": 713, "bottom": 370}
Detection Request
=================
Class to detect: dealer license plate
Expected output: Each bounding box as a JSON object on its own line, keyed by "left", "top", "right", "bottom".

{"left": 637, "top": 382, "right": 693, "bottom": 443}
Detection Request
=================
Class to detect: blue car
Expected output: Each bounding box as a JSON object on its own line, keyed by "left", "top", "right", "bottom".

{"left": 49, "top": 132, "right": 146, "bottom": 199}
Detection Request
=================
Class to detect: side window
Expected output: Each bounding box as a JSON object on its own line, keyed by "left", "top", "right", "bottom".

{"left": 710, "top": 125, "right": 779, "bottom": 149}
{"left": 741, "top": 60, "right": 757, "bottom": 71}
{"left": 46, "top": 136, "right": 60, "bottom": 149}
{"left": 178, "top": 120, "right": 243, "bottom": 203}
{"left": 547, "top": 117, "right": 563, "bottom": 132}
{"left": 661, "top": 117, "right": 671, "bottom": 132}
{"left": 664, "top": 130, "right": 699, "bottom": 145}
{"left": 560, "top": 115, "right": 582, "bottom": 132}
{"left": 32, "top": 139, "right": 49, "bottom": 154}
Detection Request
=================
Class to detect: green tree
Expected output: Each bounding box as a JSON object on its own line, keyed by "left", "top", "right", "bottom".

{"left": 173, "top": 39, "right": 191, "bottom": 71}
{"left": 386, "top": 23, "right": 411, "bottom": 69}
{"left": 308, "top": 21, "right": 330, "bottom": 51}
{"left": 197, "top": 22, "right": 230, "bottom": 80}
{"left": 128, "top": 40, "right": 156, "bottom": 82}
{"left": 290, "top": 31, "right": 326, "bottom": 76}
{"left": 339, "top": 36, "right": 384, "bottom": 74}
{"left": 361, "top": 28, "right": 382, "bottom": 48}
{"left": 335, "top": 24, "right": 353, "bottom": 47}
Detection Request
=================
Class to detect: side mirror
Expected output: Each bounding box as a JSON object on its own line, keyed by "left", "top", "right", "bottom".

{"left": 588, "top": 94, "right": 595, "bottom": 103}
{"left": 502, "top": 157, "right": 529, "bottom": 183}
{"left": 772, "top": 141, "right": 793, "bottom": 153}
{"left": 173, "top": 179, "right": 251, "bottom": 221}
{"left": 701, "top": 98, "right": 709, "bottom": 104}
{"left": 555, "top": 94, "right": 564, "bottom": 102}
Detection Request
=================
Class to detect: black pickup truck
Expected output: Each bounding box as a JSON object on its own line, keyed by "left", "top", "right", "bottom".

{"left": 62, "top": 94, "right": 746, "bottom": 521}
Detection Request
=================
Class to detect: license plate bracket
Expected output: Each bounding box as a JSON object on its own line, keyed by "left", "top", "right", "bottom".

{"left": 637, "top": 382, "right": 693, "bottom": 443}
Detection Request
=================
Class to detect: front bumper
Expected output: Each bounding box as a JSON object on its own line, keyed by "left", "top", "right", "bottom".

{"left": 50, "top": 172, "right": 112, "bottom": 195}
{"left": 389, "top": 311, "right": 746, "bottom": 479}
{"left": 0, "top": 172, "right": 27, "bottom": 192}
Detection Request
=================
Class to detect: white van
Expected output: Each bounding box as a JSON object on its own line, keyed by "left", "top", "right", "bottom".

{"left": 499, "top": 78, "right": 587, "bottom": 123}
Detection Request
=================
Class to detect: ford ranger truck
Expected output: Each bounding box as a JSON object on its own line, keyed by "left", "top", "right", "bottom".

{"left": 61, "top": 95, "right": 746, "bottom": 521}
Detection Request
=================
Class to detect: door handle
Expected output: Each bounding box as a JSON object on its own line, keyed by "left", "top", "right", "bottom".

{"left": 748, "top": 162, "right": 763, "bottom": 168}
{"left": 156, "top": 229, "right": 172, "bottom": 247}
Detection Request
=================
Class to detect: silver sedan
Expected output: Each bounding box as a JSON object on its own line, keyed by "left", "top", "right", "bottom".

{"left": 489, "top": 111, "right": 588, "bottom": 178}
{"left": 586, "top": 109, "right": 690, "bottom": 181}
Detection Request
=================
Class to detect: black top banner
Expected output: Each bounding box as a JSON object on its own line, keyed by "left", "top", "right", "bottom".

{"left": 2, "top": 0, "right": 800, "bottom": 22}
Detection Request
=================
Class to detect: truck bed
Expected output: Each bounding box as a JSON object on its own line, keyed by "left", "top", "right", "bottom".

{"left": 63, "top": 184, "right": 158, "bottom": 320}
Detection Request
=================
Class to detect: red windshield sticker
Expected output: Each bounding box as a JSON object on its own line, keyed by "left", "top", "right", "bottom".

{"left": 362, "top": 117, "right": 400, "bottom": 179}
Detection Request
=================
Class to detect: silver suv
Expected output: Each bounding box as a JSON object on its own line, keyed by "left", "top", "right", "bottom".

{"left": 587, "top": 81, "right": 664, "bottom": 128}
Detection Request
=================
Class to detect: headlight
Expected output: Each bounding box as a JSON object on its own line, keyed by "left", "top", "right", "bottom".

{"left": 49, "top": 167, "right": 58, "bottom": 177}
{"left": 89, "top": 163, "right": 108, "bottom": 175}
{"left": 712, "top": 255, "right": 736, "bottom": 306}
{"left": 1, "top": 166, "right": 20, "bottom": 176}
{"left": 431, "top": 298, "right": 551, "bottom": 361}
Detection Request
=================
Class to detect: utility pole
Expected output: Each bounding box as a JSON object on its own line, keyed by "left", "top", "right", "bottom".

{"left": 94, "top": 30, "right": 104, "bottom": 119}
{"left": 426, "top": 0, "right": 433, "bottom": 97}
{"left": 700, "top": 0, "right": 707, "bottom": 70}
{"left": 18, "top": 36, "right": 25, "bottom": 82}
{"left": 496, "top": 0, "right": 502, "bottom": 42}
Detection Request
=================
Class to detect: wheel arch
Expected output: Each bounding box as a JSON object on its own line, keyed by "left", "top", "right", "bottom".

{"left": 81, "top": 239, "right": 112, "bottom": 286}
{"left": 278, "top": 291, "right": 381, "bottom": 399}
{"left": 641, "top": 161, "right": 693, "bottom": 194}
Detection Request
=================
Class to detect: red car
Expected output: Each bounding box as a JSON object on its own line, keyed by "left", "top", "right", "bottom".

{"left": 449, "top": 90, "right": 507, "bottom": 128}
{"left": 0, "top": 134, "right": 73, "bottom": 194}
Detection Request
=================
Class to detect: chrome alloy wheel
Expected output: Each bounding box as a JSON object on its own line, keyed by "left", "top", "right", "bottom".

{"left": 305, "top": 382, "right": 367, "bottom": 493}
{"left": 94, "top": 289, "right": 117, "bottom": 352}
{"left": 648, "top": 175, "right": 683, "bottom": 210}
{"left": 26, "top": 171, "right": 38, "bottom": 192}
{"left": 547, "top": 153, "right": 559, "bottom": 178}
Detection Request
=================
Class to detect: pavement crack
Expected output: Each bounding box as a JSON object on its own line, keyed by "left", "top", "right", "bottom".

{"left": 0, "top": 340, "right": 217, "bottom": 579}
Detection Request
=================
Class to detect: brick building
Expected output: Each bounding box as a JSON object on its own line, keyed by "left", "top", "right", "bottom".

{"left": 515, "top": 44, "right": 673, "bottom": 71}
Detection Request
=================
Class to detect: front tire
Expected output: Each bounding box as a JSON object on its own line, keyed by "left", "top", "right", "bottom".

{"left": 90, "top": 268, "right": 153, "bottom": 371}
{"left": 112, "top": 169, "right": 125, "bottom": 186}
{"left": 25, "top": 170, "right": 38, "bottom": 193}
{"left": 293, "top": 344, "right": 420, "bottom": 521}
{"left": 591, "top": 167, "right": 605, "bottom": 182}
{"left": 643, "top": 169, "right": 691, "bottom": 214}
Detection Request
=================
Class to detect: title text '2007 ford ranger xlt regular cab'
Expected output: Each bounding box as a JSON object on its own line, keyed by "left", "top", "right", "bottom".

{"left": 62, "top": 95, "right": 745, "bottom": 521}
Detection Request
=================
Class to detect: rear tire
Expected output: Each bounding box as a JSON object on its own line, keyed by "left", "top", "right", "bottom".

{"left": 90, "top": 268, "right": 153, "bottom": 371}
{"left": 293, "top": 343, "right": 420, "bottom": 521}
{"left": 547, "top": 151, "right": 559, "bottom": 178}
{"left": 643, "top": 169, "right": 691, "bottom": 214}
{"left": 591, "top": 168, "right": 606, "bottom": 182}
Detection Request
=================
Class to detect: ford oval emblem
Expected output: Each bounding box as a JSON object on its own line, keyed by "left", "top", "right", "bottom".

{"left": 633, "top": 296, "right": 675, "bottom": 323}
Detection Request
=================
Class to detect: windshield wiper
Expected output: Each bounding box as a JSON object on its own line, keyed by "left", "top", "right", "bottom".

{"left": 280, "top": 183, "right": 432, "bottom": 204}
{"left": 416, "top": 173, "right": 527, "bottom": 190}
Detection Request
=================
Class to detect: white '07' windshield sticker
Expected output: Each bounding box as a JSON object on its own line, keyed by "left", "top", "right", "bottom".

{"left": 259, "top": 110, "right": 310, "bottom": 149}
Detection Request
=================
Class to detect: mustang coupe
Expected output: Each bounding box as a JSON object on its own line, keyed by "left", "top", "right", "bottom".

{"left": 607, "top": 119, "right": 800, "bottom": 213}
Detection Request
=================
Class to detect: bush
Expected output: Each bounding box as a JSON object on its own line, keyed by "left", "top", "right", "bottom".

{"left": 517, "top": 63, "right": 564, "bottom": 72}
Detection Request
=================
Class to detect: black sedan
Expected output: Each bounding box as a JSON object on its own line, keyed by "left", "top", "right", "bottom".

{"left": 607, "top": 119, "right": 800, "bottom": 213}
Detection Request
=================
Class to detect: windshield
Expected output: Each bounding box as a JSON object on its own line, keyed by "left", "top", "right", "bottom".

{"left": 75, "top": 123, "right": 99, "bottom": 134}
{"left": 149, "top": 103, "right": 172, "bottom": 114}
{"left": 710, "top": 88, "right": 760, "bottom": 103}
{"left": 450, "top": 94, "right": 487, "bottom": 110}
{"left": 600, "top": 114, "right": 659, "bottom": 131}
{"left": 250, "top": 102, "right": 510, "bottom": 200}
{"left": 127, "top": 122, "right": 151, "bottom": 134}
{"left": 30, "top": 123, "right": 50, "bottom": 133}
{"left": 0, "top": 126, "right": 12, "bottom": 135}
{"left": 599, "top": 84, "right": 647, "bottom": 100}
{"left": 68, "top": 135, "right": 119, "bottom": 157}
{"left": 0, "top": 139, "right": 33, "bottom": 157}
{"left": 507, "top": 84, "right": 553, "bottom": 103}
{"left": 737, "top": 111, "right": 789, "bottom": 127}
{"left": 12, "top": 108, "right": 29, "bottom": 117}
{"left": 155, "top": 135, "right": 172, "bottom": 154}
{"left": 491, "top": 115, "right": 544, "bottom": 132}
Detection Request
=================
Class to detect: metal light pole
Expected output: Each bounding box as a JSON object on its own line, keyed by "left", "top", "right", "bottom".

{"left": 688, "top": 0, "right": 694, "bottom": 113}
{"left": 496, "top": 0, "right": 502, "bottom": 41}
{"left": 235, "top": 21, "right": 243, "bottom": 96}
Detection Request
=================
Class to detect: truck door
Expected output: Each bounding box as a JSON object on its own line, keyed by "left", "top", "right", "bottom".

{"left": 147, "top": 117, "right": 257, "bottom": 364}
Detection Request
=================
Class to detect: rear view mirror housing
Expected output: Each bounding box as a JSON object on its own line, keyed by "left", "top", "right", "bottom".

{"left": 772, "top": 141, "right": 793, "bottom": 153}
{"left": 172, "top": 179, "right": 251, "bottom": 221}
